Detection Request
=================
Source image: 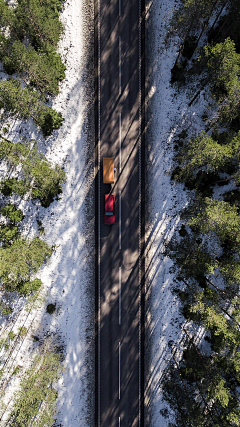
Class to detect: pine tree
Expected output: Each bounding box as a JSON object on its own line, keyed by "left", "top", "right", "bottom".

{"left": 8, "top": 350, "right": 62, "bottom": 427}
{"left": 0, "top": 237, "right": 52, "bottom": 292}
{"left": 0, "top": 204, "right": 24, "bottom": 247}
{"left": 189, "top": 38, "right": 240, "bottom": 106}
{"left": 187, "top": 197, "right": 240, "bottom": 248}
{"left": 0, "top": 79, "right": 63, "bottom": 135}
{"left": 0, "top": 137, "right": 66, "bottom": 206}
{"left": 2, "top": 41, "right": 65, "bottom": 95}
{"left": 15, "top": 0, "right": 64, "bottom": 49}
{"left": 174, "top": 131, "right": 240, "bottom": 182}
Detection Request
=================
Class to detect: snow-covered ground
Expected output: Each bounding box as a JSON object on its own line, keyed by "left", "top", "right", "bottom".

{"left": 0, "top": 1, "right": 95, "bottom": 425}
{"left": 145, "top": 0, "right": 207, "bottom": 424}
{"left": 0, "top": 0, "right": 216, "bottom": 424}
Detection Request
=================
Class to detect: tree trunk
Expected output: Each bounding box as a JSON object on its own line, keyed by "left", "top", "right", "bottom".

{"left": 192, "top": 0, "right": 220, "bottom": 54}
{"left": 209, "top": 0, "right": 229, "bottom": 37}
{"left": 189, "top": 77, "right": 210, "bottom": 106}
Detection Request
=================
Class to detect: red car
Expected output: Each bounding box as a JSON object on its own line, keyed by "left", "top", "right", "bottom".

{"left": 104, "top": 194, "right": 115, "bottom": 225}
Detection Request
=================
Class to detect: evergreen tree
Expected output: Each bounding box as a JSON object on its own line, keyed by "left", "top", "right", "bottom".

{"left": 0, "top": 79, "right": 63, "bottom": 135}
{"left": 0, "top": 139, "right": 65, "bottom": 207}
{"left": 174, "top": 131, "right": 240, "bottom": 182}
{"left": 189, "top": 38, "right": 240, "bottom": 106}
{"left": 0, "top": 0, "right": 16, "bottom": 32}
{"left": 0, "top": 137, "right": 66, "bottom": 206}
{"left": 0, "top": 0, "right": 65, "bottom": 135}
{"left": 1, "top": 41, "right": 65, "bottom": 95}
{"left": 15, "top": 0, "right": 64, "bottom": 49}
{"left": 8, "top": 350, "right": 62, "bottom": 427}
{"left": 0, "top": 204, "right": 24, "bottom": 247}
{"left": 0, "top": 237, "right": 52, "bottom": 292}
{"left": 187, "top": 198, "right": 240, "bottom": 248}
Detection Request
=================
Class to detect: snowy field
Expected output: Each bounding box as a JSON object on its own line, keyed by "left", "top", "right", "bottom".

{"left": 145, "top": 0, "right": 207, "bottom": 424}
{"left": 0, "top": 0, "right": 95, "bottom": 425}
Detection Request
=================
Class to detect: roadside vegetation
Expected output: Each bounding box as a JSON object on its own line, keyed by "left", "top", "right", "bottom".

{"left": 161, "top": 1, "right": 240, "bottom": 425}
{"left": 0, "top": 0, "right": 65, "bottom": 135}
{"left": 6, "top": 343, "right": 63, "bottom": 427}
{"left": 0, "top": 1, "right": 66, "bottom": 425}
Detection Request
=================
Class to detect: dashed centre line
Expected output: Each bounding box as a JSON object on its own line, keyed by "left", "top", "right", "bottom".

{"left": 119, "top": 36, "right": 121, "bottom": 95}
{"left": 119, "top": 341, "right": 121, "bottom": 400}
{"left": 119, "top": 113, "right": 122, "bottom": 172}
{"left": 119, "top": 267, "right": 122, "bottom": 325}
{"left": 119, "top": 190, "right": 121, "bottom": 250}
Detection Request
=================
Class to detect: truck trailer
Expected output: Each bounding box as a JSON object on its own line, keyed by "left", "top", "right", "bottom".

{"left": 103, "top": 157, "right": 115, "bottom": 184}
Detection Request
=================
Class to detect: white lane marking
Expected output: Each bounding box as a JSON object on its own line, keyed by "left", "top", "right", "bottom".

{"left": 119, "top": 190, "right": 121, "bottom": 250}
{"left": 119, "top": 0, "right": 121, "bottom": 16}
{"left": 119, "top": 342, "right": 121, "bottom": 400}
{"left": 138, "top": 0, "right": 142, "bottom": 425}
{"left": 119, "top": 267, "right": 121, "bottom": 325}
{"left": 119, "top": 113, "right": 122, "bottom": 172}
{"left": 119, "top": 36, "right": 121, "bottom": 95}
{"left": 97, "top": 0, "right": 101, "bottom": 424}
{"left": 119, "top": 416, "right": 121, "bottom": 426}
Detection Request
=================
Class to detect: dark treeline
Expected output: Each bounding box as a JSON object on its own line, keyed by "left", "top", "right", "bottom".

{"left": 162, "top": 1, "right": 240, "bottom": 426}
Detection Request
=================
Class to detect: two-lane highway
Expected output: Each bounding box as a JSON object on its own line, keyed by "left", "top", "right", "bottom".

{"left": 95, "top": 0, "right": 145, "bottom": 425}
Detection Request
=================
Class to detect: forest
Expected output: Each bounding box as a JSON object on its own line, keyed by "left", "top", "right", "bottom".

{"left": 0, "top": 0, "right": 65, "bottom": 425}
{"left": 161, "top": 1, "right": 240, "bottom": 426}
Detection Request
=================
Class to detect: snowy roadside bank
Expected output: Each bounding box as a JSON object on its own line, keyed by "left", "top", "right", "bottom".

{"left": 40, "top": 1, "right": 95, "bottom": 424}
{"left": 145, "top": 0, "right": 205, "bottom": 424}
{"left": 0, "top": 0, "right": 95, "bottom": 425}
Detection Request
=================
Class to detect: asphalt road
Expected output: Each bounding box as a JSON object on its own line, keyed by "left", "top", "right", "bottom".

{"left": 95, "top": 0, "right": 145, "bottom": 425}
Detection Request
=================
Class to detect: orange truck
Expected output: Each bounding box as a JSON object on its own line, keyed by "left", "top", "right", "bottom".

{"left": 103, "top": 157, "right": 115, "bottom": 184}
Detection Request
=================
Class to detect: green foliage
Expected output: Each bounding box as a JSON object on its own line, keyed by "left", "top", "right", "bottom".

{"left": 0, "top": 224, "right": 18, "bottom": 246}
{"left": 0, "top": 0, "right": 16, "bottom": 31}
{"left": 0, "top": 237, "right": 52, "bottom": 291}
{"left": 1, "top": 204, "right": 24, "bottom": 223}
{"left": 0, "top": 302, "right": 12, "bottom": 316}
{"left": 0, "top": 79, "right": 63, "bottom": 135}
{"left": 0, "top": 138, "right": 66, "bottom": 206}
{"left": 12, "top": 366, "right": 21, "bottom": 376}
{"left": 8, "top": 350, "right": 62, "bottom": 426}
{"left": 0, "top": 204, "right": 23, "bottom": 246}
{"left": 202, "top": 38, "right": 240, "bottom": 102}
{"left": 17, "top": 278, "right": 42, "bottom": 296}
{"left": 18, "top": 326, "right": 28, "bottom": 338}
{"left": 1, "top": 41, "right": 65, "bottom": 95}
{"left": 164, "top": 196, "right": 240, "bottom": 424}
{"left": 188, "top": 198, "right": 240, "bottom": 247}
{"left": 8, "top": 331, "right": 16, "bottom": 341}
{"left": 0, "top": 338, "right": 9, "bottom": 350}
{"left": 16, "top": 0, "right": 64, "bottom": 49}
{"left": 37, "top": 106, "right": 64, "bottom": 137}
{"left": 162, "top": 340, "right": 240, "bottom": 427}
{"left": 174, "top": 131, "right": 240, "bottom": 182}
{"left": 163, "top": 3, "right": 240, "bottom": 426}
{"left": 0, "top": 0, "right": 65, "bottom": 134}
